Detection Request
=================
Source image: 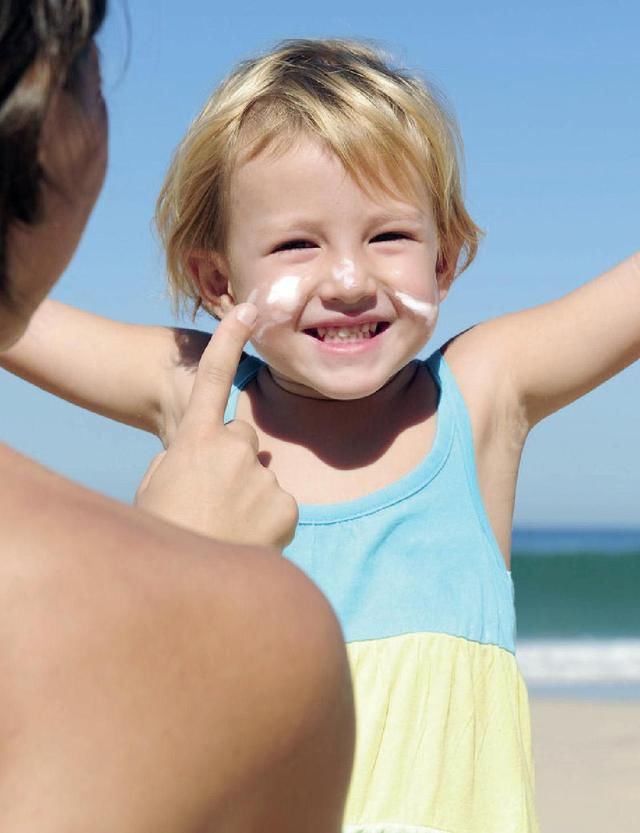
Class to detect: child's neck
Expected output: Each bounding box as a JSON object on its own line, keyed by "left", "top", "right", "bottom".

{"left": 249, "top": 360, "right": 434, "bottom": 469}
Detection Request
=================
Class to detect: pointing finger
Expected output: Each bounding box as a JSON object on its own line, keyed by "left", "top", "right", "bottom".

{"left": 180, "top": 303, "right": 257, "bottom": 433}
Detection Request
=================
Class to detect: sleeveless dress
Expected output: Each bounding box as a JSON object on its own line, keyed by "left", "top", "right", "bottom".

{"left": 224, "top": 351, "right": 539, "bottom": 833}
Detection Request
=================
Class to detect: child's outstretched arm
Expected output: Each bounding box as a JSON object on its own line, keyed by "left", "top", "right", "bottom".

{"left": 0, "top": 299, "right": 209, "bottom": 442}
{"left": 481, "top": 252, "right": 640, "bottom": 428}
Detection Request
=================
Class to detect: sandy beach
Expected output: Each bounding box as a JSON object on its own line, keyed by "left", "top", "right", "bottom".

{"left": 530, "top": 697, "right": 640, "bottom": 832}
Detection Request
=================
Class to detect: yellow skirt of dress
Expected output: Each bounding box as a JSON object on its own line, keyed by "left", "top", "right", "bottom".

{"left": 344, "top": 632, "right": 538, "bottom": 833}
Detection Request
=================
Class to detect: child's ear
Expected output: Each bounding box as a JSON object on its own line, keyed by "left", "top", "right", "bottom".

{"left": 187, "top": 250, "right": 236, "bottom": 318}
{"left": 435, "top": 250, "right": 456, "bottom": 302}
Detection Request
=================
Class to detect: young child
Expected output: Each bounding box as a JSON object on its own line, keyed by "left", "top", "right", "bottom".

{"left": 3, "top": 39, "right": 639, "bottom": 833}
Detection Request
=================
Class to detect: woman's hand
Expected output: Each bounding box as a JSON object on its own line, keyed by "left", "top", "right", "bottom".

{"left": 135, "top": 304, "right": 298, "bottom": 548}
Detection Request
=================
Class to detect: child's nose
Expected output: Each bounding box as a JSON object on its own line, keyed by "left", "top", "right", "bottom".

{"left": 317, "top": 257, "right": 377, "bottom": 304}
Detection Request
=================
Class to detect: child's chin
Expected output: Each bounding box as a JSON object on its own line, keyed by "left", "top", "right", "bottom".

{"left": 266, "top": 360, "right": 399, "bottom": 401}
{"left": 311, "top": 376, "right": 394, "bottom": 402}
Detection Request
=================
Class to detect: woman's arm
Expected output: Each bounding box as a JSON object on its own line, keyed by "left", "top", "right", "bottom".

{"left": 0, "top": 299, "right": 210, "bottom": 439}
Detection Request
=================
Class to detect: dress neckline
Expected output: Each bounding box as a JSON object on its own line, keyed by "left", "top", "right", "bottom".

{"left": 224, "top": 352, "right": 454, "bottom": 524}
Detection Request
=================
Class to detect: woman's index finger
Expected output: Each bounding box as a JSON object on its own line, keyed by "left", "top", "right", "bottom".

{"left": 179, "top": 304, "right": 257, "bottom": 431}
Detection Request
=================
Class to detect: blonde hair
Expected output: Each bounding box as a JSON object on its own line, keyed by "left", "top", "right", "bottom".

{"left": 156, "top": 38, "right": 482, "bottom": 317}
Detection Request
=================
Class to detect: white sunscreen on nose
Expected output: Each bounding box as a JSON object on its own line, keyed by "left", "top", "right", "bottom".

{"left": 394, "top": 289, "right": 439, "bottom": 329}
{"left": 332, "top": 258, "right": 357, "bottom": 290}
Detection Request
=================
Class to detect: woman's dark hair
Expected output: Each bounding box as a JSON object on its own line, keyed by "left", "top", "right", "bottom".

{"left": 0, "top": 0, "right": 107, "bottom": 295}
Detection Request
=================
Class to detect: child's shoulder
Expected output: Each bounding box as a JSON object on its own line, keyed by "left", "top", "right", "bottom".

{"left": 438, "top": 321, "right": 516, "bottom": 411}
{"left": 432, "top": 320, "right": 530, "bottom": 463}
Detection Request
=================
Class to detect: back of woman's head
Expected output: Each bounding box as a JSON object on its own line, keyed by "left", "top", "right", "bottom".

{"left": 0, "top": 0, "right": 106, "bottom": 292}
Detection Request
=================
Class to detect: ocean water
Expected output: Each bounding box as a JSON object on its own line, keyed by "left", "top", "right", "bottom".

{"left": 511, "top": 528, "right": 640, "bottom": 698}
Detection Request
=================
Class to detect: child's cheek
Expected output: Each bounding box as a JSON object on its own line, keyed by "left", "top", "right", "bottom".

{"left": 385, "top": 265, "right": 441, "bottom": 334}
{"left": 246, "top": 273, "right": 305, "bottom": 343}
{"left": 265, "top": 274, "right": 302, "bottom": 308}
{"left": 393, "top": 289, "right": 439, "bottom": 332}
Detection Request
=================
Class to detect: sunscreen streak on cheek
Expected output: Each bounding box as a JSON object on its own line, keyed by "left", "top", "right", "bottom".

{"left": 266, "top": 274, "right": 302, "bottom": 310}
{"left": 394, "top": 289, "right": 439, "bottom": 331}
{"left": 249, "top": 274, "right": 304, "bottom": 341}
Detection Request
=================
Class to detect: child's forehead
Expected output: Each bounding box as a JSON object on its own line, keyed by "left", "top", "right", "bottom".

{"left": 231, "top": 129, "right": 434, "bottom": 217}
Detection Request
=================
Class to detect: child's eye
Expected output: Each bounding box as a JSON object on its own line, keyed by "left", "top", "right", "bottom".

{"left": 272, "top": 239, "right": 318, "bottom": 253}
{"left": 370, "top": 231, "right": 411, "bottom": 243}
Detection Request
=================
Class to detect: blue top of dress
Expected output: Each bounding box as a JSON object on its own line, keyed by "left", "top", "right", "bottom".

{"left": 224, "top": 350, "right": 516, "bottom": 653}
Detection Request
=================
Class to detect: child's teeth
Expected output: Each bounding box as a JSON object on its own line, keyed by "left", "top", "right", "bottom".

{"left": 315, "top": 323, "right": 379, "bottom": 341}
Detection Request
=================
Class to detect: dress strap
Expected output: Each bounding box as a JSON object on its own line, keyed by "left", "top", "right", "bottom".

{"left": 426, "top": 350, "right": 506, "bottom": 569}
{"left": 223, "top": 354, "right": 263, "bottom": 424}
{"left": 426, "top": 349, "right": 476, "bottom": 466}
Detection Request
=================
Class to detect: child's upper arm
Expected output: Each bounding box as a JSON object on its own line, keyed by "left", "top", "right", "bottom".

{"left": 0, "top": 300, "right": 211, "bottom": 439}
{"left": 490, "top": 252, "right": 640, "bottom": 427}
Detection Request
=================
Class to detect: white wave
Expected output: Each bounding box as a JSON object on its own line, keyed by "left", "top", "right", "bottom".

{"left": 516, "top": 638, "right": 640, "bottom": 684}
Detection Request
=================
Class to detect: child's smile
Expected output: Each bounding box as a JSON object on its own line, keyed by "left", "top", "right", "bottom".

{"left": 210, "top": 136, "right": 446, "bottom": 400}
{"left": 303, "top": 319, "right": 389, "bottom": 345}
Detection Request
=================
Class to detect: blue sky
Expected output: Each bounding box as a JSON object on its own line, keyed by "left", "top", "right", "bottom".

{"left": 1, "top": 0, "right": 638, "bottom": 526}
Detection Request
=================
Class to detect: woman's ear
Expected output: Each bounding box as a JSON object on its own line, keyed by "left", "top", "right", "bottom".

{"left": 187, "top": 251, "right": 236, "bottom": 318}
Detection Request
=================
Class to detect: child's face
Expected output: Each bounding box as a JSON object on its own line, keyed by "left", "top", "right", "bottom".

{"left": 211, "top": 137, "right": 445, "bottom": 400}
